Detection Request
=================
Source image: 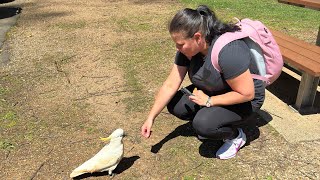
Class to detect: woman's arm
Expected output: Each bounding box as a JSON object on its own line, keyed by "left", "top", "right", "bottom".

{"left": 141, "top": 64, "right": 188, "bottom": 138}
{"left": 211, "top": 69, "right": 254, "bottom": 106}
{"left": 190, "top": 69, "right": 254, "bottom": 106}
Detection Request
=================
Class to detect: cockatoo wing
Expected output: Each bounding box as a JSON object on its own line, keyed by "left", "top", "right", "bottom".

{"left": 70, "top": 141, "right": 123, "bottom": 178}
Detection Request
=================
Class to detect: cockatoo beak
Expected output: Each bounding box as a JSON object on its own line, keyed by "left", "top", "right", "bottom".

{"left": 100, "top": 136, "right": 111, "bottom": 142}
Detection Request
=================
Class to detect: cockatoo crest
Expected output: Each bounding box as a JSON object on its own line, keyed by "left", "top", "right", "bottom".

{"left": 110, "top": 128, "right": 125, "bottom": 138}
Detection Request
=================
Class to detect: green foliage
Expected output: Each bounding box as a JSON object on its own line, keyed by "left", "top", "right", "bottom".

{"left": 0, "top": 140, "right": 15, "bottom": 150}
{"left": 183, "top": 176, "right": 196, "bottom": 180}
{"left": 1, "top": 111, "right": 17, "bottom": 128}
{"left": 0, "top": 86, "right": 8, "bottom": 96}
{"left": 266, "top": 175, "right": 273, "bottom": 180}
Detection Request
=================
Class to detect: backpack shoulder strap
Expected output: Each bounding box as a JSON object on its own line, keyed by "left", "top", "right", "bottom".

{"left": 211, "top": 27, "right": 248, "bottom": 72}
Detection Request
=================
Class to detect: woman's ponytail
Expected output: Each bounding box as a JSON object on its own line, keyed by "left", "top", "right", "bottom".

{"left": 196, "top": 5, "right": 240, "bottom": 44}
{"left": 169, "top": 5, "right": 240, "bottom": 45}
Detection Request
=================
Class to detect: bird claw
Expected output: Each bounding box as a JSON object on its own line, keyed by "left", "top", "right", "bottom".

{"left": 109, "top": 172, "right": 115, "bottom": 178}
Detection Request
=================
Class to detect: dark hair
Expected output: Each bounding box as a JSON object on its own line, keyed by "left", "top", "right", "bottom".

{"left": 169, "top": 5, "right": 240, "bottom": 44}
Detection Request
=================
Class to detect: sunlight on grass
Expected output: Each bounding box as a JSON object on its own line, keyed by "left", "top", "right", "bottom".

{"left": 183, "top": 176, "right": 196, "bottom": 180}
{"left": 118, "top": 0, "right": 319, "bottom": 113}
{"left": 0, "top": 86, "right": 8, "bottom": 96}
{"left": 121, "top": 43, "right": 174, "bottom": 111}
{"left": 114, "top": 35, "right": 174, "bottom": 112}
{"left": 116, "top": 18, "right": 152, "bottom": 32}
{"left": 0, "top": 140, "right": 15, "bottom": 150}
{"left": 266, "top": 175, "right": 274, "bottom": 180}
{"left": 55, "top": 21, "right": 86, "bottom": 30}
{"left": 1, "top": 111, "right": 17, "bottom": 128}
{"left": 180, "top": 0, "right": 320, "bottom": 43}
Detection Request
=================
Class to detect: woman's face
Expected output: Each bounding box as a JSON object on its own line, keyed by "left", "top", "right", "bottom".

{"left": 171, "top": 32, "right": 201, "bottom": 59}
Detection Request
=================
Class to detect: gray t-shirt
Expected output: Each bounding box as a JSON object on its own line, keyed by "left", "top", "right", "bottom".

{"left": 174, "top": 38, "right": 265, "bottom": 109}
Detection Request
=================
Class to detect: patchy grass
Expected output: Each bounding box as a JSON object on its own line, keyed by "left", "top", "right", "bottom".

{"left": 1, "top": 0, "right": 319, "bottom": 179}
{"left": 1, "top": 111, "right": 18, "bottom": 128}
{"left": 0, "top": 140, "right": 15, "bottom": 150}
{"left": 54, "top": 21, "right": 86, "bottom": 30}
{"left": 113, "top": 13, "right": 176, "bottom": 112}
{"left": 116, "top": 17, "right": 152, "bottom": 32}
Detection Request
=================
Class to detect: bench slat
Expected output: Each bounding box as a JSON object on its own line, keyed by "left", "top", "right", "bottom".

{"left": 270, "top": 29, "right": 320, "bottom": 76}
{"left": 279, "top": 46, "right": 320, "bottom": 76}
{"left": 271, "top": 30, "right": 320, "bottom": 53}
{"left": 274, "top": 37, "right": 320, "bottom": 63}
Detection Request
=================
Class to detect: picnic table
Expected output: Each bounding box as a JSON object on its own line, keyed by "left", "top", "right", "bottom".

{"left": 278, "top": 0, "right": 320, "bottom": 10}
{"left": 271, "top": 30, "right": 320, "bottom": 112}
{"left": 276, "top": 0, "right": 320, "bottom": 113}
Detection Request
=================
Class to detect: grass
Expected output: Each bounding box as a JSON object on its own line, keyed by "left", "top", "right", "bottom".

{"left": 117, "top": 0, "right": 319, "bottom": 113}
{"left": 54, "top": 21, "right": 86, "bottom": 30}
{"left": 1, "top": 111, "right": 17, "bottom": 128}
{"left": 0, "top": 140, "right": 15, "bottom": 150}
{"left": 116, "top": 17, "right": 152, "bottom": 32}
{"left": 1, "top": 1, "right": 318, "bottom": 179}
{"left": 0, "top": 81, "right": 19, "bottom": 130}
{"left": 180, "top": 0, "right": 319, "bottom": 43}
{"left": 109, "top": 2, "right": 319, "bottom": 178}
{"left": 112, "top": 9, "right": 176, "bottom": 112}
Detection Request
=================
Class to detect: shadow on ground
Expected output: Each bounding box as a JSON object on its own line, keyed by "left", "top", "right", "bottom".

{"left": 151, "top": 111, "right": 270, "bottom": 158}
{"left": 151, "top": 121, "right": 196, "bottom": 154}
{"left": 0, "top": 7, "right": 22, "bottom": 19}
{"left": 199, "top": 112, "right": 270, "bottom": 158}
{"left": 73, "top": 156, "right": 140, "bottom": 179}
{"left": 267, "top": 66, "right": 320, "bottom": 115}
{"left": 0, "top": 0, "right": 15, "bottom": 4}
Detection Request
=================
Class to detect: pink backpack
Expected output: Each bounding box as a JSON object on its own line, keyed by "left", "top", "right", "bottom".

{"left": 211, "top": 18, "right": 283, "bottom": 86}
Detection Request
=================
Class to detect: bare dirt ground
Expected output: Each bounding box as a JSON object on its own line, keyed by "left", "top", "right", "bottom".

{"left": 0, "top": 0, "right": 319, "bottom": 179}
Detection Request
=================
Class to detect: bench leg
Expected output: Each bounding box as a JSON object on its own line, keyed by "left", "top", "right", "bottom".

{"left": 295, "top": 73, "right": 319, "bottom": 110}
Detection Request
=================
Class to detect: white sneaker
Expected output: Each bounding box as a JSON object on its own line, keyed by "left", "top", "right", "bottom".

{"left": 216, "top": 128, "right": 246, "bottom": 159}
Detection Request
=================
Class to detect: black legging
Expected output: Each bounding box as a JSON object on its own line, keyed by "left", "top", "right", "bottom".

{"left": 167, "top": 85, "right": 254, "bottom": 140}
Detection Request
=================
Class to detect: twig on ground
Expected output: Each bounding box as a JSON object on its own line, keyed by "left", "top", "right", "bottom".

{"left": 5, "top": 150, "right": 10, "bottom": 160}
{"left": 297, "top": 169, "right": 316, "bottom": 180}
{"left": 29, "top": 148, "right": 53, "bottom": 180}
{"left": 54, "top": 55, "right": 75, "bottom": 84}
{"left": 127, "top": 146, "right": 135, "bottom": 154}
{"left": 69, "top": 137, "right": 97, "bottom": 144}
{"left": 95, "top": 102, "right": 110, "bottom": 106}
{"left": 29, "top": 161, "right": 45, "bottom": 180}
{"left": 73, "top": 89, "right": 139, "bottom": 101}
{"left": 263, "top": 109, "right": 283, "bottom": 119}
{"left": 174, "top": 162, "right": 203, "bottom": 178}
{"left": 81, "top": 75, "right": 110, "bottom": 79}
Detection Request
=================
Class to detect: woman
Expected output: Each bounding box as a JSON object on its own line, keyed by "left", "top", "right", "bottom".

{"left": 141, "top": 5, "right": 265, "bottom": 159}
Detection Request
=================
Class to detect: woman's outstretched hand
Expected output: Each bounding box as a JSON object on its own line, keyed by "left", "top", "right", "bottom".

{"left": 141, "top": 118, "right": 153, "bottom": 138}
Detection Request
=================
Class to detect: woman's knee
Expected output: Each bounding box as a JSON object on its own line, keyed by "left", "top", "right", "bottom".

{"left": 192, "top": 117, "right": 215, "bottom": 136}
{"left": 193, "top": 118, "right": 236, "bottom": 139}
{"left": 167, "top": 103, "right": 191, "bottom": 120}
{"left": 167, "top": 95, "right": 196, "bottom": 120}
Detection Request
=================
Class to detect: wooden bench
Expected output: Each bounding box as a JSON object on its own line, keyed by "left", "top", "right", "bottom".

{"left": 278, "top": 0, "right": 320, "bottom": 10}
{"left": 270, "top": 29, "right": 320, "bottom": 112}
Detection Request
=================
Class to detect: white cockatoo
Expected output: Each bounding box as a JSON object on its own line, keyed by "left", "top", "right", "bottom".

{"left": 70, "top": 128, "right": 125, "bottom": 178}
